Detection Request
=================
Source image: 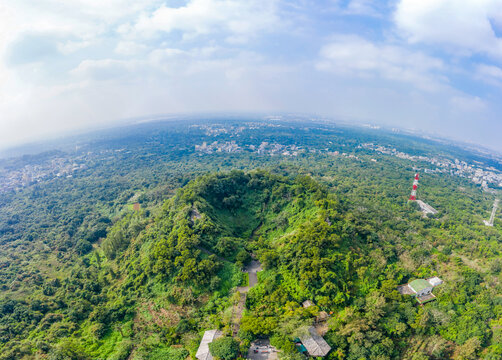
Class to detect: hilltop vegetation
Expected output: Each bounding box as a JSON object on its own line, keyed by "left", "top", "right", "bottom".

{"left": 1, "top": 170, "right": 501, "bottom": 359}
{"left": 0, "top": 171, "right": 327, "bottom": 358}
{"left": 0, "top": 121, "right": 501, "bottom": 359}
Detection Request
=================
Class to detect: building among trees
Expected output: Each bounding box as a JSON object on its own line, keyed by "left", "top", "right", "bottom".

{"left": 398, "top": 276, "right": 443, "bottom": 304}
{"left": 299, "top": 326, "right": 331, "bottom": 357}
{"left": 302, "top": 300, "right": 314, "bottom": 308}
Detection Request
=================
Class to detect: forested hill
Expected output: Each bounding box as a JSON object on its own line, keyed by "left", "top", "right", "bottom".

{"left": 0, "top": 120, "right": 501, "bottom": 359}
{"left": 1, "top": 170, "right": 501, "bottom": 359}
{"left": 0, "top": 171, "right": 355, "bottom": 359}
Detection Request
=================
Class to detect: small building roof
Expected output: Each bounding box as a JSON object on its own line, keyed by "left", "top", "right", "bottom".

{"left": 299, "top": 326, "right": 331, "bottom": 357}
{"left": 397, "top": 284, "right": 415, "bottom": 295}
{"left": 317, "top": 311, "right": 329, "bottom": 321}
{"left": 416, "top": 293, "right": 436, "bottom": 304}
{"left": 409, "top": 279, "right": 431, "bottom": 293}
{"left": 302, "top": 300, "right": 314, "bottom": 308}
{"left": 196, "top": 330, "right": 222, "bottom": 360}
{"left": 427, "top": 276, "right": 443, "bottom": 287}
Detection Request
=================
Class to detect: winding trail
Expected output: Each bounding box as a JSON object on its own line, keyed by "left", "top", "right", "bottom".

{"left": 232, "top": 259, "right": 262, "bottom": 336}
{"left": 195, "top": 244, "right": 262, "bottom": 336}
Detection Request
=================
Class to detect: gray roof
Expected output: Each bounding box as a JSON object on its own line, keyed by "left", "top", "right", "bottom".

{"left": 196, "top": 330, "right": 223, "bottom": 360}
{"left": 299, "top": 326, "right": 331, "bottom": 357}
{"left": 427, "top": 276, "right": 443, "bottom": 287}
{"left": 302, "top": 300, "right": 314, "bottom": 308}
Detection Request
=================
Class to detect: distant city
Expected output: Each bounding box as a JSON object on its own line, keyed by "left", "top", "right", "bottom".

{"left": 1, "top": 121, "right": 501, "bottom": 194}
{"left": 361, "top": 143, "right": 502, "bottom": 190}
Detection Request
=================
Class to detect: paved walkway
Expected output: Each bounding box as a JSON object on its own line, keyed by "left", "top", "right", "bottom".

{"left": 232, "top": 259, "right": 262, "bottom": 336}
{"left": 196, "top": 246, "right": 263, "bottom": 338}
{"left": 237, "top": 260, "right": 262, "bottom": 293}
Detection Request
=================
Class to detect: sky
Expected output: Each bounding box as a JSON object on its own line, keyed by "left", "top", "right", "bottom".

{"left": 1, "top": 0, "right": 502, "bottom": 152}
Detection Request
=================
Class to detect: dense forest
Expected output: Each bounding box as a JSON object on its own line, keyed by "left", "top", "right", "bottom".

{"left": 0, "top": 120, "right": 501, "bottom": 359}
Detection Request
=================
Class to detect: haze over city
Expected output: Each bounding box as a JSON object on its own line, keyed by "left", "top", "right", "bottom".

{"left": 1, "top": 0, "right": 502, "bottom": 151}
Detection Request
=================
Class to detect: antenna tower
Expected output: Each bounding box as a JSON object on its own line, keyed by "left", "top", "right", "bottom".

{"left": 409, "top": 173, "right": 419, "bottom": 201}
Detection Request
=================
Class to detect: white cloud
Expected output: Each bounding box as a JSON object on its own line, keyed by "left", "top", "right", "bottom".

{"left": 1, "top": 0, "right": 502, "bottom": 152}
{"left": 317, "top": 35, "right": 445, "bottom": 91}
{"left": 71, "top": 59, "right": 139, "bottom": 80}
{"left": 0, "top": 0, "right": 163, "bottom": 61}
{"left": 345, "top": 0, "right": 385, "bottom": 17}
{"left": 476, "top": 63, "right": 502, "bottom": 86}
{"left": 57, "top": 39, "right": 95, "bottom": 55}
{"left": 450, "top": 95, "right": 487, "bottom": 113}
{"left": 478, "top": 64, "right": 502, "bottom": 78}
{"left": 145, "top": 46, "right": 268, "bottom": 80}
{"left": 114, "top": 41, "right": 148, "bottom": 56}
{"left": 129, "top": 0, "right": 280, "bottom": 42}
{"left": 395, "top": 0, "right": 502, "bottom": 58}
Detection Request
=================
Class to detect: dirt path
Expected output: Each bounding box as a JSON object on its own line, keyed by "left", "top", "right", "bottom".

{"left": 195, "top": 244, "right": 262, "bottom": 337}
{"left": 232, "top": 259, "right": 262, "bottom": 336}
{"left": 232, "top": 292, "right": 247, "bottom": 336}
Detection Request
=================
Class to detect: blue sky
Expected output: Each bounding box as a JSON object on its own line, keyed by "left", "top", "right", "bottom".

{"left": 1, "top": 0, "right": 502, "bottom": 151}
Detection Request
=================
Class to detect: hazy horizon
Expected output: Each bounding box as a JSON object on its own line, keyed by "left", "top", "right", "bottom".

{"left": 1, "top": 0, "right": 502, "bottom": 152}
{"left": 2, "top": 113, "right": 501, "bottom": 161}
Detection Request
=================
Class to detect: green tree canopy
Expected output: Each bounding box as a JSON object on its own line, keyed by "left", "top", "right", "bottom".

{"left": 208, "top": 337, "right": 240, "bottom": 360}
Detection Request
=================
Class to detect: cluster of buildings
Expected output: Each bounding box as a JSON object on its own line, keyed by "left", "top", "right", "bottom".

{"left": 0, "top": 156, "right": 87, "bottom": 193}
{"left": 194, "top": 141, "right": 303, "bottom": 156}
{"left": 189, "top": 122, "right": 282, "bottom": 137}
{"left": 192, "top": 134, "right": 502, "bottom": 190}
{"left": 362, "top": 143, "right": 502, "bottom": 189}
{"left": 195, "top": 326, "right": 331, "bottom": 360}
{"left": 327, "top": 151, "right": 362, "bottom": 161}
{"left": 196, "top": 297, "right": 333, "bottom": 359}
{"left": 194, "top": 141, "right": 241, "bottom": 154}
{"left": 189, "top": 124, "right": 243, "bottom": 136}
{"left": 193, "top": 137, "right": 367, "bottom": 160}
{"left": 254, "top": 142, "right": 300, "bottom": 156}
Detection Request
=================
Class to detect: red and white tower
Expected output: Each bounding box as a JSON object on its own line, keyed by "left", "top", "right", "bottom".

{"left": 409, "top": 173, "right": 419, "bottom": 201}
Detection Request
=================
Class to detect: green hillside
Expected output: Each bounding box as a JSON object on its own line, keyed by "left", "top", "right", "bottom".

{"left": 1, "top": 168, "right": 501, "bottom": 359}
{"left": 0, "top": 120, "right": 501, "bottom": 360}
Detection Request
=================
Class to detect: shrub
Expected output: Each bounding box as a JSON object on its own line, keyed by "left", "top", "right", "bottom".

{"left": 209, "top": 337, "right": 240, "bottom": 360}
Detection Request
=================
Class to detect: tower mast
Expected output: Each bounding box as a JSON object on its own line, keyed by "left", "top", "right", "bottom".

{"left": 409, "top": 173, "right": 419, "bottom": 201}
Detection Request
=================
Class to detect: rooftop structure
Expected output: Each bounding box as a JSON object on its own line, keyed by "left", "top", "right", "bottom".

{"left": 415, "top": 293, "right": 436, "bottom": 304}
{"left": 302, "top": 300, "right": 314, "bottom": 308}
{"left": 196, "top": 330, "right": 222, "bottom": 360}
{"left": 427, "top": 276, "right": 443, "bottom": 287}
{"left": 409, "top": 279, "right": 432, "bottom": 294}
{"left": 299, "top": 326, "right": 331, "bottom": 357}
{"left": 398, "top": 277, "right": 443, "bottom": 304}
